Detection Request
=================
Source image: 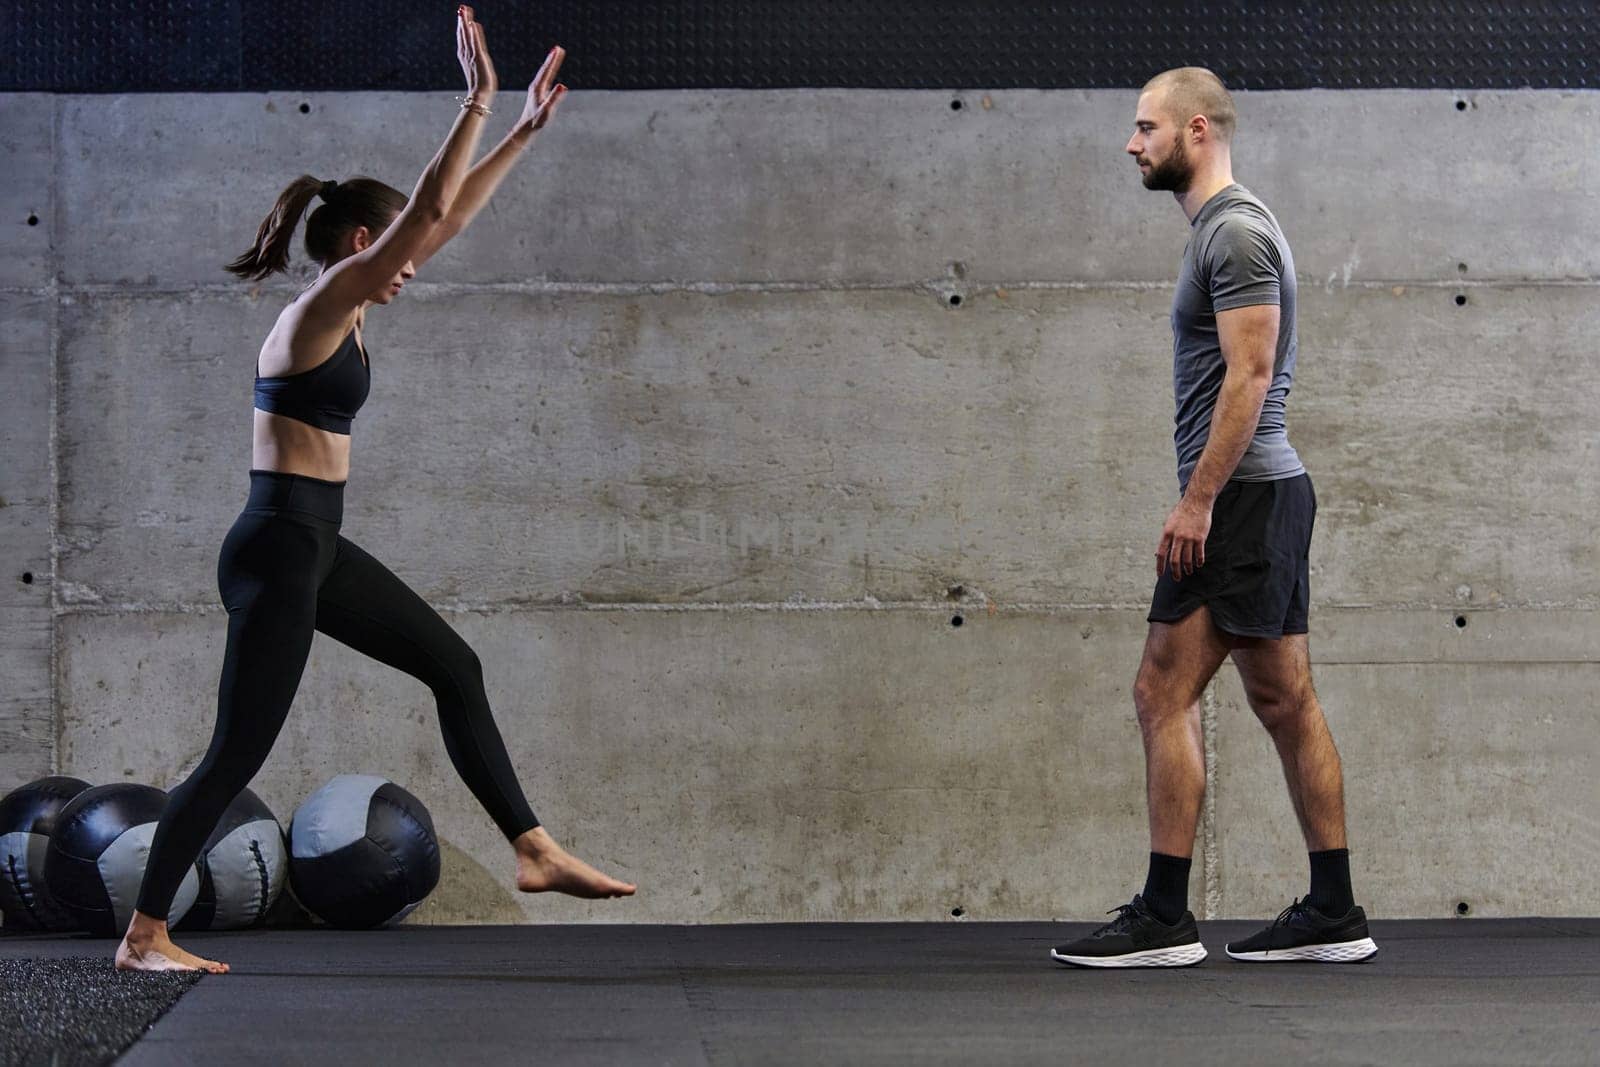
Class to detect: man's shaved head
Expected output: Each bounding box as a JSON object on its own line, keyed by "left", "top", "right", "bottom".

{"left": 1143, "top": 67, "right": 1236, "bottom": 143}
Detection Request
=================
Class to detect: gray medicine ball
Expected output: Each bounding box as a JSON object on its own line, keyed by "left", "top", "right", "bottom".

{"left": 288, "top": 775, "right": 440, "bottom": 929}
{"left": 173, "top": 787, "right": 287, "bottom": 931}
{"left": 0, "top": 776, "right": 93, "bottom": 931}
{"left": 45, "top": 783, "right": 199, "bottom": 937}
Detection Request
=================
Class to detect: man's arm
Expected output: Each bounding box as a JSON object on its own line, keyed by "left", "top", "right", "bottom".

{"left": 1156, "top": 303, "right": 1278, "bottom": 579}
{"left": 1183, "top": 304, "right": 1278, "bottom": 504}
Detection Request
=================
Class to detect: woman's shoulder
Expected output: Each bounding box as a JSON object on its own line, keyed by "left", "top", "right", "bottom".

{"left": 257, "top": 301, "right": 358, "bottom": 379}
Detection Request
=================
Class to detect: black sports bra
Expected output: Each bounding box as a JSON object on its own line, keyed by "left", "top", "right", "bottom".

{"left": 253, "top": 329, "right": 370, "bottom": 435}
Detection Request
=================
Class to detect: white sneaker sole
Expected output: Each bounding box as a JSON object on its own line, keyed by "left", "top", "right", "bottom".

{"left": 1225, "top": 937, "right": 1379, "bottom": 963}
{"left": 1050, "top": 942, "right": 1208, "bottom": 968}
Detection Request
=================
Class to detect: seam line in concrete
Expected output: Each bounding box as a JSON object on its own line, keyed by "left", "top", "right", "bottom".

{"left": 58, "top": 599, "right": 1151, "bottom": 614}
{"left": 6, "top": 278, "right": 1595, "bottom": 299}
{"left": 1221, "top": 659, "right": 1600, "bottom": 666}
{"left": 1202, "top": 680, "right": 1220, "bottom": 921}
{"left": 48, "top": 93, "right": 62, "bottom": 776}
{"left": 51, "top": 598, "right": 1600, "bottom": 619}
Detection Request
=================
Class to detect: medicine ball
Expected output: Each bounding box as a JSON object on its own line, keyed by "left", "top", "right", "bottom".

{"left": 288, "top": 775, "right": 440, "bottom": 929}
{"left": 0, "top": 776, "right": 92, "bottom": 931}
{"left": 174, "top": 787, "right": 287, "bottom": 931}
{"left": 45, "top": 783, "right": 199, "bottom": 937}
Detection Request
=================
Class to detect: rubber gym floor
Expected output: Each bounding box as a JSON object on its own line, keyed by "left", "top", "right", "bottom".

{"left": 2, "top": 918, "right": 1596, "bottom": 1066}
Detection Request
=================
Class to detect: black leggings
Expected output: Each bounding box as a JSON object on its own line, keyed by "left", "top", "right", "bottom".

{"left": 137, "top": 471, "right": 540, "bottom": 921}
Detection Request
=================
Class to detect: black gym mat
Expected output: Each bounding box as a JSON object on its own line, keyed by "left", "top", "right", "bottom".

{"left": 0, "top": 955, "right": 202, "bottom": 1067}
{"left": 6, "top": 919, "right": 1600, "bottom": 1065}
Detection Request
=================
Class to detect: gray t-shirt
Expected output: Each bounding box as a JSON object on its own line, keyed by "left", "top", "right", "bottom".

{"left": 1170, "top": 184, "right": 1304, "bottom": 493}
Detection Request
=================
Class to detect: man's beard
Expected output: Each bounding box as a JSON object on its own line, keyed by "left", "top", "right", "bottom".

{"left": 1141, "top": 137, "right": 1193, "bottom": 192}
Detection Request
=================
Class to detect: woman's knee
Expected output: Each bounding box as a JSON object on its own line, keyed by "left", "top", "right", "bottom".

{"left": 169, "top": 760, "right": 252, "bottom": 817}
{"left": 429, "top": 633, "right": 485, "bottom": 699}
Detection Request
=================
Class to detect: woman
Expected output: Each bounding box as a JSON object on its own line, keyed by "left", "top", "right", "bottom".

{"left": 116, "top": 6, "right": 634, "bottom": 975}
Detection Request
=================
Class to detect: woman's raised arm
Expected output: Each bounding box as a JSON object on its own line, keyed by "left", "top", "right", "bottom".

{"left": 409, "top": 46, "right": 569, "bottom": 269}
{"left": 308, "top": 5, "right": 500, "bottom": 314}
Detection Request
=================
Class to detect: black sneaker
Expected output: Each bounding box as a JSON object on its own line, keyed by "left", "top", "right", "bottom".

{"left": 1050, "top": 895, "right": 1207, "bottom": 968}
{"left": 1225, "top": 898, "right": 1379, "bottom": 963}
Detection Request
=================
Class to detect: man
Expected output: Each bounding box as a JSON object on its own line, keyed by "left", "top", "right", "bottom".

{"left": 1051, "top": 68, "right": 1377, "bottom": 967}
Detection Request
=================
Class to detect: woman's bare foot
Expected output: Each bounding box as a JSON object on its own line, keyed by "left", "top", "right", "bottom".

{"left": 114, "top": 912, "right": 229, "bottom": 974}
{"left": 513, "top": 827, "right": 636, "bottom": 899}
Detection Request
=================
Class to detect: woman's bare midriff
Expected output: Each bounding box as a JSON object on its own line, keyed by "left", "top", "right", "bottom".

{"left": 253, "top": 410, "right": 354, "bottom": 482}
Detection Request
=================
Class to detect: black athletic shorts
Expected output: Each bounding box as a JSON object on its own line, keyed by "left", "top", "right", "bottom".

{"left": 1147, "top": 473, "right": 1316, "bottom": 639}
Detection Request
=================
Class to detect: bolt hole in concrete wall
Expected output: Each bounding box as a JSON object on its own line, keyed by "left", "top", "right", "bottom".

{"left": 950, "top": 614, "right": 964, "bottom": 628}
{"left": 947, "top": 293, "right": 963, "bottom": 307}
{"left": 19, "top": 572, "right": 34, "bottom": 585}
{"left": 299, "top": 101, "right": 311, "bottom": 114}
{"left": 1457, "top": 901, "right": 1472, "bottom": 916}
{"left": 1455, "top": 98, "right": 1468, "bottom": 111}
{"left": 950, "top": 906, "right": 965, "bottom": 918}
{"left": 1454, "top": 293, "right": 1468, "bottom": 306}
{"left": 1455, "top": 615, "right": 1469, "bottom": 629}
{"left": 26, "top": 212, "right": 38, "bottom": 225}
{"left": 1458, "top": 261, "right": 1469, "bottom": 273}
{"left": 949, "top": 98, "right": 963, "bottom": 110}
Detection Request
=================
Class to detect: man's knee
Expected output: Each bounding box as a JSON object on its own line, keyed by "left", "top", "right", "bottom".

{"left": 1132, "top": 670, "right": 1196, "bottom": 730}
{"left": 1249, "top": 680, "right": 1317, "bottom": 736}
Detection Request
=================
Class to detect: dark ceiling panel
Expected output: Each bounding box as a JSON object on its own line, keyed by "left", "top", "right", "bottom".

{"left": 4, "top": 1, "right": 1596, "bottom": 92}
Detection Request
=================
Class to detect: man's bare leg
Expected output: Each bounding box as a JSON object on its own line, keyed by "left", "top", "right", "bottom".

{"left": 1223, "top": 631, "right": 1375, "bottom": 964}
{"left": 1135, "top": 606, "right": 1233, "bottom": 858}
{"left": 1230, "top": 633, "right": 1347, "bottom": 852}
{"left": 1050, "top": 605, "right": 1231, "bottom": 968}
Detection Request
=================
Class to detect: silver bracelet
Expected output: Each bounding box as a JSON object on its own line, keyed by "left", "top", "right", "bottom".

{"left": 456, "top": 96, "right": 493, "bottom": 116}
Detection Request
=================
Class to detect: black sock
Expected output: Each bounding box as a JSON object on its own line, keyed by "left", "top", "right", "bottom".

{"left": 1308, "top": 848, "right": 1354, "bottom": 915}
{"left": 1141, "top": 852, "right": 1191, "bottom": 925}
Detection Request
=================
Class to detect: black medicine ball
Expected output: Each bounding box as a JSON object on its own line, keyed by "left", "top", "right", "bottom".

{"left": 1, "top": 775, "right": 92, "bottom": 931}
{"left": 288, "top": 775, "right": 441, "bottom": 930}
{"left": 174, "top": 787, "right": 288, "bottom": 932}
{"left": 45, "top": 783, "right": 200, "bottom": 937}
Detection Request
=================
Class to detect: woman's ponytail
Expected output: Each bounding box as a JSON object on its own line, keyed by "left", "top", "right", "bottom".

{"left": 224, "top": 175, "right": 408, "bottom": 281}
{"left": 224, "top": 174, "right": 324, "bottom": 281}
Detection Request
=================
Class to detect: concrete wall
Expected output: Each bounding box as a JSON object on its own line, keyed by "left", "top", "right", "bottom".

{"left": 2, "top": 89, "right": 1596, "bottom": 922}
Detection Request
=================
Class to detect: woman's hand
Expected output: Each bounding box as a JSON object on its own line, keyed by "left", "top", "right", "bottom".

{"left": 517, "top": 46, "right": 568, "bottom": 133}
{"left": 456, "top": 5, "right": 498, "bottom": 102}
